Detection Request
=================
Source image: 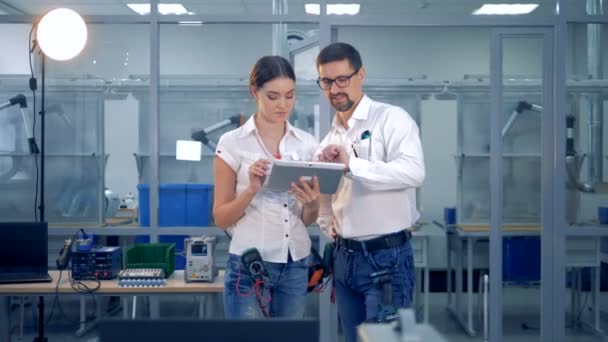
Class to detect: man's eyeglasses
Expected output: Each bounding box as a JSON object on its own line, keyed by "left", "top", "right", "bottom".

{"left": 316, "top": 69, "right": 359, "bottom": 90}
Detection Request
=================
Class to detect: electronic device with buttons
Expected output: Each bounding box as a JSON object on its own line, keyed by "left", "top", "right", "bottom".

{"left": 118, "top": 268, "right": 167, "bottom": 287}
{"left": 185, "top": 236, "right": 217, "bottom": 283}
{"left": 71, "top": 246, "right": 122, "bottom": 280}
{"left": 241, "top": 247, "right": 270, "bottom": 284}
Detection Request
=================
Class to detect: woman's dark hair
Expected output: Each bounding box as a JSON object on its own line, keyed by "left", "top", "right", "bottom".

{"left": 316, "top": 42, "right": 362, "bottom": 72}
{"left": 249, "top": 55, "right": 296, "bottom": 90}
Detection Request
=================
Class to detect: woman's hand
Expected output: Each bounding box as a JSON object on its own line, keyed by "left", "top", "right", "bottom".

{"left": 247, "top": 159, "right": 271, "bottom": 193}
{"left": 289, "top": 176, "right": 320, "bottom": 208}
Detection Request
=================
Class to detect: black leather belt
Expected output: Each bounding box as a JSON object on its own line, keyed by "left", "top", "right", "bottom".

{"left": 336, "top": 230, "right": 412, "bottom": 252}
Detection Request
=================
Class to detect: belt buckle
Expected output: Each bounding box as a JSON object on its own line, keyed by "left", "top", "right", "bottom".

{"left": 340, "top": 238, "right": 357, "bottom": 253}
{"left": 346, "top": 240, "right": 357, "bottom": 253}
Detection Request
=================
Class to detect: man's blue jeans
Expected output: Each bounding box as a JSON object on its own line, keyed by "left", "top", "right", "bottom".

{"left": 333, "top": 239, "right": 415, "bottom": 342}
{"left": 224, "top": 253, "right": 308, "bottom": 319}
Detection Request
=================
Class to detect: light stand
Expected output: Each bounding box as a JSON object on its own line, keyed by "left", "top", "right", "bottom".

{"left": 39, "top": 53, "right": 46, "bottom": 224}
{"left": 30, "top": 8, "right": 87, "bottom": 342}
{"left": 33, "top": 47, "right": 47, "bottom": 342}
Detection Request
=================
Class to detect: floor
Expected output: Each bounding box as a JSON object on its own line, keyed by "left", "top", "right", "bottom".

{"left": 9, "top": 287, "right": 607, "bottom": 342}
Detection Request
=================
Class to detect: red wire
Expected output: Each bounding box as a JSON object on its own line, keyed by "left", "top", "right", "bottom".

{"left": 314, "top": 275, "right": 333, "bottom": 293}
{"left": 254, "top": 280, "right": 271, "bottom": 317}
{"left": 313, "top": 266, "right": 334, "bottom": 293}
{"left": 255, "top": 280, "right": 272, "bottom": 304}
{"left": 235, "top": 268, "right": 272, "bottom": 316}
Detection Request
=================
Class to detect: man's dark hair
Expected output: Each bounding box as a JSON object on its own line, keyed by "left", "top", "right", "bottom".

{"left": 316, "top": 42, "right": 362, "bottom": 72}
{"left": 249, "top": 55, "right": 296, "bottom": 90}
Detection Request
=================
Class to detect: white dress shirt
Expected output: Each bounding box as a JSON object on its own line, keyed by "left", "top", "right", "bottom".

{"left": 215, "top": 116, "right": 318, "bottom": 263}
{"left": 318, "top": 95, "right": 425, "bottom": 241}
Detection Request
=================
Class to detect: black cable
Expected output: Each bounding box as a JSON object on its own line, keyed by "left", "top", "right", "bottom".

{"left": 28, "top": 24, "right": 35, "bottom": 77}
{"left": 43, "top": 269, "right": 64, "bottom": 326}
{"left": 254, "top": 282, "right": 271, "bottom": 317}
{"left": 46, "top": 271, "right": 100, "bottom": 327}
{"left": 69, "top": 273, "right": 100, "bottom": 322}
{"left": 43, "top": 271, "right": 101, "bottom": 329}
{"left": 69, "top": 271, "right": 101, "bottom": 294}
{"left": 45, "top": 230, "right": 101, "bottom": 327}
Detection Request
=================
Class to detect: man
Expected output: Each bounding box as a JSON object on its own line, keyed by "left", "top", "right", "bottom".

{"left": 316, "top": 42, "right": 425, "bottom": 342}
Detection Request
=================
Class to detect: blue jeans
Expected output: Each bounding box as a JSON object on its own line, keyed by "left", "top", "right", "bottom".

{"left": 333, "top": 240, "right": 415, "bottom": 342}
{"left": 224, "top": 253, "right": 308, "bottom": 319}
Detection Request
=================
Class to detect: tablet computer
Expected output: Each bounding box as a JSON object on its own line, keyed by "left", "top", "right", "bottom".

{"left": 266, "top": 160, "right": 345, "bottom": 194}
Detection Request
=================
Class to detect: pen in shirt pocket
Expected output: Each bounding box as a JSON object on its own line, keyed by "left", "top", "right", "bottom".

{"left": 361, "top": 130, "right": 371, "bottom": 159}
{"left": 351, "top": 143, "right": 359, "bottom": 158}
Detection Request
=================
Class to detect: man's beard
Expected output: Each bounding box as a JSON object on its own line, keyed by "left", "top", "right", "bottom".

{"left": 331, "top": 94, "right": 354, "bottom": 112}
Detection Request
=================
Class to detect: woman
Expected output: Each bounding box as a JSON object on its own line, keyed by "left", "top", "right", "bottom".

{"left": 213, "top": 56, "right": 320, "bottom": 319}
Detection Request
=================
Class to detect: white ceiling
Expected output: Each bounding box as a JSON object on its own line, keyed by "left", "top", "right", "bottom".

{"left": 0, "top": 0, "right": 559, "bottom": 16}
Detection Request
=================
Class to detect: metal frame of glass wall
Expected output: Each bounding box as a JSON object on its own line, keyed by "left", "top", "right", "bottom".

{"left": 491, "top": 27, "right": 555, "bottom": 342}
{"left": 2, "top": 1, "right": 608, "bottom": 341}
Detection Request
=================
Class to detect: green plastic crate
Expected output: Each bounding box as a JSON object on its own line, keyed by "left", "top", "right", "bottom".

{"left": 125, "top": 243, "right": 175, "bottom": 278}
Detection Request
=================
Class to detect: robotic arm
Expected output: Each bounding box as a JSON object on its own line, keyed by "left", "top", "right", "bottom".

{"left": 0, "top": 94, "right": 39, "bottom": 154}
{"left": 501, "top": 101, "right": 604, "bottom": 193}
{"left": 501, "top": 100, "right": 542, "bottom": 137}
{"left": 191, "top": 114, "right": 245, "bottom": 152}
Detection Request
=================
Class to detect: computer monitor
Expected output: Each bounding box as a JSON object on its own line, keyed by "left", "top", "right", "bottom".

{"left": 97, "top": 318, "right": 319, "bottom": 342}
{"left": 0, "top": 222, "right": 50, "bottom": 278}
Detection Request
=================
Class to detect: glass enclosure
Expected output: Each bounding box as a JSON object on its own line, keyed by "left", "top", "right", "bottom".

{"left": 0, "top": 24, "right": 149, "bottom": 225}
{"left": 564, "top": 22, "right": 608, "bottom": 341}
{"left": 499, "top": 34, "right": 545, "bottom": 342}
{"left": 459, "top": 87, "right": 543, "bottom": 225}
{"left": 565, "top": 23, "right": 608, "bottom": 227}
{"left": 142, "top": 23, "right": 321, "bottom": 186}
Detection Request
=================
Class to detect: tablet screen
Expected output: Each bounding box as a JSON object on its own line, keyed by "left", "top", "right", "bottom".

{"left": 266, "top": 160, "right": 345, "bottom": 194}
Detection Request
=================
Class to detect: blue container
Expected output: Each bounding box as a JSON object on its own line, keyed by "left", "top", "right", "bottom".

{"left": 134, "top": 235, "right": 150, "bottom": 244}
{"left": 159, "top": 184, "right": 187, "bottom": 226}
{"left": 137, "top": 184, "right": 151, "bottom": 226}
{"left": 502, "top": 237, "right": 540, "bottom": 284}
{"left": 138, "top": 183, "right": 213, "bottom": 226}
{"left": 138, "top": 183, "right": 187, "bottom": 226}
{"left": 186, "top": 184, "right": 214, "bottom": 226}
{"left": 136, "top": 183, "right": 213, "bottom": 269}
{"left": 444, "top": 207, "right": 457, "bottom": 225}
{"left": 599, "top": 207, "right": 608, "bottom": 225}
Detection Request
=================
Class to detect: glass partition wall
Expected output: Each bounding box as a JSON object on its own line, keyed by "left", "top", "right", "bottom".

{"left": 562, "top": 21, "right": 608, "bottom": 342}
